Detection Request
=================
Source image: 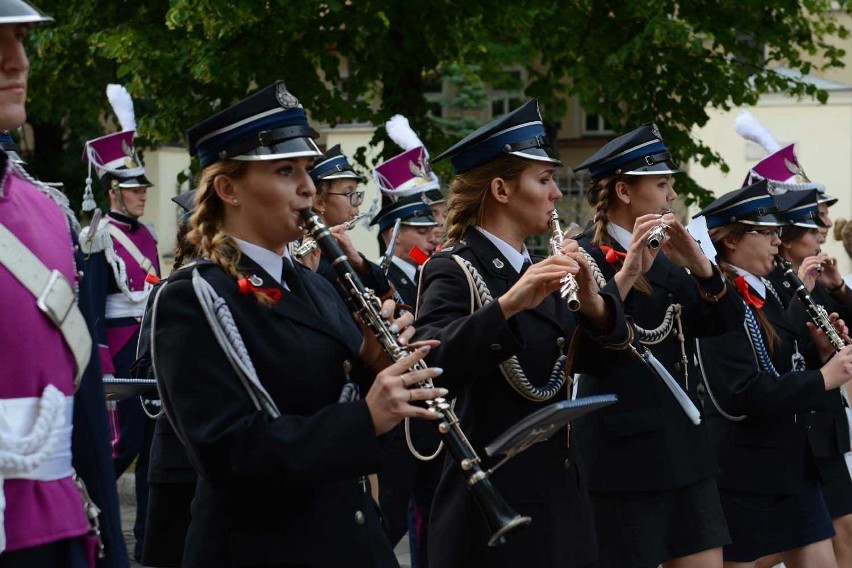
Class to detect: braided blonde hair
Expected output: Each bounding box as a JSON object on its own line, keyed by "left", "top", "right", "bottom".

{"left": 586, "top": 174, "right": 651, "bottom": 294}
{"left": 445, "top": 155, "right": 529, "bottom": 243}
{"left": 186, "top": 160, "right": 275, "bottom": 305}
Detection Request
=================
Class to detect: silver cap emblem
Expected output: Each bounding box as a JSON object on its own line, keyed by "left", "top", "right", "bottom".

{"left": 276, "top": 83, "right": 299, "bottom": 109}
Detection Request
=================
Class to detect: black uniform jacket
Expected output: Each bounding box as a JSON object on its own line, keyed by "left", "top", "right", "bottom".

{"left": 152, "top": 256, "right": 398, "bottom": 568}
{"left": 574, "top": 234, "right": 744, "bottom": 493}
{"left": 777, "top": 279, "right": 852, "bottom": 460}
{"left": 697, "top": 281, "right": 826, "bottom": 495}
{"left": 317, "top": 253, "right": 393, "bottom": 303}
{"left": 413, "top": 229, "right": 629, "bottom": 568}
{"left": 386, "top": 261, "right": 419, "bottom": 307}
{"left": 134, "top": 279, "right": 196, "bottom": 485}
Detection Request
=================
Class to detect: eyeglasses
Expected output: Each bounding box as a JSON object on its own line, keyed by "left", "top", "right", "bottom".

{"left": 327, "top": 191, "right": 365, "bottom": 206}
{"left": 745, "top": 228, "right": 780, "bottom": 238}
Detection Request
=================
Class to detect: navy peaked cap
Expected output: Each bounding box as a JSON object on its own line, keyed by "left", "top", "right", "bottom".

{"left": 370, "top": 193, "right": 437, "bottom": 232}
{"left": 433, "top": 99, "right": 562, "bottom": 175}
{"left": 573, "top": 123, "right": 681, "bottom": 181}
{"left": 310, "top": 144, "right": 365, "bottom": 184}
{"left": 187, "top": 81, "right": 322, "bottom": 168}
{"left": 171, "top": 189, "right": 198, "bottom": 213}
{"left": 694, "top": 179, "right": 785, "bottom": 229}
{"left": 775, "top": 189, "right": 825, "bottom": 228}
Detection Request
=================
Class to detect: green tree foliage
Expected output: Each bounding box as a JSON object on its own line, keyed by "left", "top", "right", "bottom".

{"left": 24, "top": 0, "right": 850, "bottom": 211}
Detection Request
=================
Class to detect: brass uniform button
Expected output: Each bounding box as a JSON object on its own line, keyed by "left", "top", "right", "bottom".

{"left": 354, "top": 510, "right": 366, "bottom": 525}
{"left": 564, "top": 458, "right": 571, "bottom": 470}
{"left": 490, "top": 344, "right": 502, "bottom": 352}
{"left": 556, "top": 337, "right": 566, "bottom": 349}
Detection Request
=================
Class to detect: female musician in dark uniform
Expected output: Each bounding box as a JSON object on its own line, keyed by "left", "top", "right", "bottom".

{"left": 305, "top": 144, "right": 394, "bottom": 300}
{"left": 695, "top": 180, "right": 852, "bottom": 566}
{"left": 414, "top": 100, "right": 631, "bottom": 568}
{"left": 764, "top": 190, "right": 852, "bottom": 567}
{"left": 151, "top": 81, "right": 443, "bottom": 568}
{"left": 571, "top": 124, "right": 744, "bottom": 568}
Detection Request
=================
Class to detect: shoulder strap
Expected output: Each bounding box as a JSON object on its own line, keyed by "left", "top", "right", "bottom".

{"left": 0, "top": 221, "right": 91, "bottom": 386}
{"left": 105, "top": 222, "right": 156, "bottom": 275}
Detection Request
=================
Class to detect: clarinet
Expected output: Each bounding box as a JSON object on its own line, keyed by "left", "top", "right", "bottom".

{"left": 776, "top": 255, "right": 846, "bottom": 351}
{"left": 300, "top": 209, "right": 531, "bottom": 547}
{"left": 549, "top": 210, "right": 580, "bottom": 311}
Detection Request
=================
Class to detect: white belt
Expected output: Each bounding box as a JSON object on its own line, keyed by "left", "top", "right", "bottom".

{"left": 0, "top": 222, "right": 92, "bottom": 385}
{"left": 105, "top": 291, "right": 148, "bottom": 319}
{"left": 106, "top": 223, "right": 156, "bottom": 275}
{"left": 0, "top": 386, "right": 75, "bottom": 552}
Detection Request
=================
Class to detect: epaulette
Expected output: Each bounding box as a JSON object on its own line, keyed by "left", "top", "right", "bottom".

{"left": 432, "top": 239, "right": 467, "bottom": 258}
{"left": 78, "top": 220, "right": 112, "bottom": 255}
{"left": 166, "top": 258, "right": 215, "bottom": 281}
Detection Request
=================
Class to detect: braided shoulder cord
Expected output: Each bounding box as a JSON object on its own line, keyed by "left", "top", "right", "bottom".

{"left": 742, "top": 301, "right": 780, "bottom": 378}
{"left": 756, "top": 279, "right": 806, "bottom": 372}
{"left": 452, "top": 256, "right": 567, "bottom": 402}
{"left": 578, "top": 248, "right": 679, "bottom": 345}
{"left": 191, "top": 269, "right": 280, "bottom": 418}
{"left": 762, "top": 277, "right": 783, "bottom": 306}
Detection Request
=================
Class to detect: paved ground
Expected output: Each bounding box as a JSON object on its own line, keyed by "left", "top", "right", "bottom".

{"left": 119, "top": 473, "right": 412, "bottom": 567}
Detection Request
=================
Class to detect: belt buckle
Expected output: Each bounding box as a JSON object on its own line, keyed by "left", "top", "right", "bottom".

{"left": 37, "top": 270, "right": 76, "bottom": 327}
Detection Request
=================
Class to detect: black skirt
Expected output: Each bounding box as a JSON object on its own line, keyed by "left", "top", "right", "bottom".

{"left": 720, "top": 481, "right": 835, "bottom": 562}
{"left": 815, "top": 454, "right": 852, "bottom": 519}
{"left": 592, "top": 477, "right": 730, "bottom": 568}
{"left": 141, "top": 481, "right": 196, "bottom": 567}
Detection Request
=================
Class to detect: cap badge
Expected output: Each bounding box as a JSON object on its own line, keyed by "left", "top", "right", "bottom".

{"left": 276, "top": 83, "right": 299, "bottom": 109}
{"left": 651, "top": 123, "right": 662, "bottom": 140}
{"left": 121, "top": 139, "right": 139, "bottom": 168}
{"left": 248, "top": 274, "right": 263, "bottom": 287}
{"left": 784, "top": 157, "right": 810, "bottom": 184}
{"left": 409, "top": 156, "right": 432, "bottom": 185}
{"left": 492, "top": 258, "right": 504, "bottom": 269}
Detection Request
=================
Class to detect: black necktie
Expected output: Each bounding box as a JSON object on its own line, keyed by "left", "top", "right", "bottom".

{"left": 520, "top": 259, "right": 532, "bottom": 275}
{"left": 282, "top": 258, "right": 319, "bottom": 314}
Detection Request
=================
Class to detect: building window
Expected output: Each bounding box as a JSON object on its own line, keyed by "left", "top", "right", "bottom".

{"left": 489, "top": 69, "right": 524, "bottom": 119}
{"left": 585, "top": 113, "right": 613, "bottom": 136}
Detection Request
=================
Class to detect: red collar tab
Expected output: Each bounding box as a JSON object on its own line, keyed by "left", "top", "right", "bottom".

{"left": 599, "top": 244, "right": 627, "bottom": 264}
{"left": 237, "top": 277, "right": 282, "bottom": 302}
{"left": 734, "top": 276, "right": 764, "bottom": 309}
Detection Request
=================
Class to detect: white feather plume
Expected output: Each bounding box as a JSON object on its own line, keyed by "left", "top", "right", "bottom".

{"left": 106, "top": 84, "right": 136, "bottom": 132}
{"left": 733, "top": 110, "right": 780, "bottom": 154}
{"left": 385, "top": 114, "right": 426, "bottom": 155}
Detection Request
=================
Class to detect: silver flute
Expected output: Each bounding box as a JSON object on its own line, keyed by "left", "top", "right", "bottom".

{"left": 549, "top": 210, "right": 580, "bottom": 312}
{"left": 647, "top": 210, "right": 672, "bottom": 250}
{"left": 293, "top": 212, "right": 367, "bottom": 259}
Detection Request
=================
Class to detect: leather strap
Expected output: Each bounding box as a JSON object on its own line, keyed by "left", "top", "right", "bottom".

{"left": 105, "top": 222, "right": 156, "bottom": 275}
{"left": 0, "top": 222, "right": 91, "bottom": 386}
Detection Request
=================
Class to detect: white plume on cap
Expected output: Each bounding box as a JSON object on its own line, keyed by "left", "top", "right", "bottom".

{"left": 386, "top": 114, "right": 427, "bottom": 156}
{"left": 733, "top": 110, "right": 780, "bottom": 154}
{"left": 106, "top": 84, "right": 136, "bottom": 133}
